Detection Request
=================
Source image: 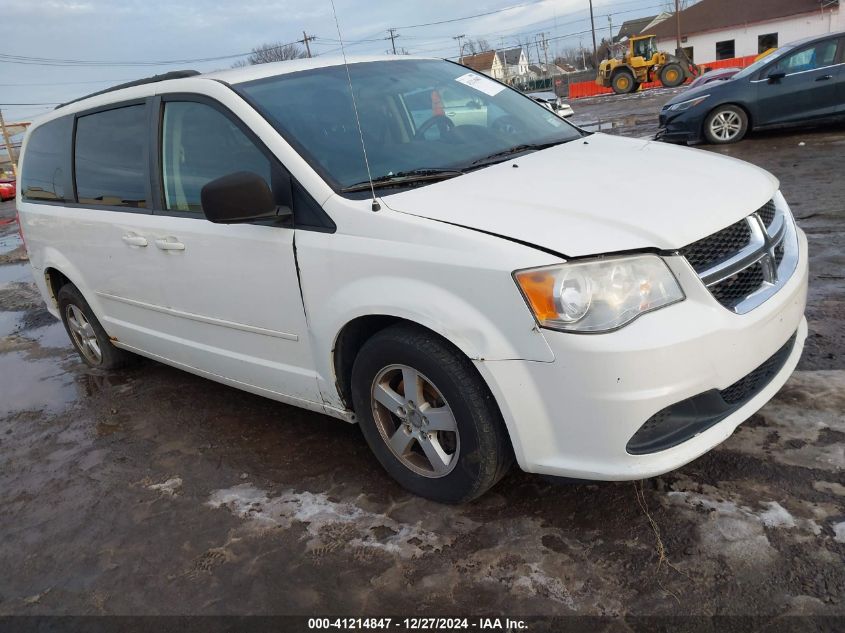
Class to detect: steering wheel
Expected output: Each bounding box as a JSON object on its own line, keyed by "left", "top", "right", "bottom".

{"left": 491, "top": 115, "right": 524, "bottom": 136}
{"left": 414, "top": 114, "right": 455, "bottom": 140}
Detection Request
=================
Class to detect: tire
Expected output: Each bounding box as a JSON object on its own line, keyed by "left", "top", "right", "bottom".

{"left": 703, "top": 105, "right": 748, "bottom": 144}
{"left": 611, "top": 71, "right": 636, "bottom": 95}
{"left": 351, "top": 324, "right": 513, "bottom": 503}
{"left": 58, "top": 284, "right": 136, "bottom": 370}
{"left": 660, "top": 63, "right": 685, "bottom": 88}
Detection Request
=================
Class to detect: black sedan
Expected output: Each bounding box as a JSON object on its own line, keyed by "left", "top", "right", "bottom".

{"left": 658, "top": 31, "right": 845, "bottom": 144}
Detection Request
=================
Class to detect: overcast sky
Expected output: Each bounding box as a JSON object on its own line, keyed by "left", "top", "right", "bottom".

{"left": 1, "top": 0, "right": 671, "bottom": 125}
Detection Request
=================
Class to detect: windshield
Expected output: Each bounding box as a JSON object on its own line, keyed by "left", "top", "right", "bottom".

{"left": 733, "top": 45, "right": 794, "bottom": 80}
{"left": 235, "top": 59, "right": 581, "bottom": 192}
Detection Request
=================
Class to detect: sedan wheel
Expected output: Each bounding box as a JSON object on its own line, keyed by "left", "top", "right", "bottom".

{"left": 704, "top": 105, "right": 748, "bottom": 144}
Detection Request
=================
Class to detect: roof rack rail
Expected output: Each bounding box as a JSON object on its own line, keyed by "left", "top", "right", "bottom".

{"left": 55, "top": 70, "right": 201, "bottom": 109}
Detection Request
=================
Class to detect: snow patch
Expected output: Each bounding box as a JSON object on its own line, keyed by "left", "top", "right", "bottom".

{"left": 759, "top": 501, "right": 797, "bottom": 529}
{"left": 512, "top": 563, "right": 576, "bottom": 608}
{"left": 833, "top": 522, "right": 845, "bottom": 544}
{"left": 147, "top": 477, "right": 182, "bottom": 496}
{"left": 206, "top": 484, "right": 441, "bottom": 558}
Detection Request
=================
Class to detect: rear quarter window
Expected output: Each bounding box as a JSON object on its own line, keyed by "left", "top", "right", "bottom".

{"left": 21, "top": 117, "right": 73, "bottom": 202}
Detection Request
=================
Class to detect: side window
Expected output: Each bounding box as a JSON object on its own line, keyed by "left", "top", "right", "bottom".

{"left": 75, "top": 105, "right": 148, "bottom": 208}
{"left": 771, "top": 40, "right": 840, "bottom": 75}
{"left": 161, "top": 101, "right": 271, "bottom": 212}
{"left": 21, "top": 117, "right": 72, "bottom": 202}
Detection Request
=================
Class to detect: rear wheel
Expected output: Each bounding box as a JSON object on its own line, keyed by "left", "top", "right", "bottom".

{"left": 611, "top": 71, "right": 636, "bottom": 95}
{"left": 351, "top": 324, "right": 512, "bottom": 503}
{"left": 58, "top": 284, "right": 135, "bottom": 369}
{"left": 660, "top": 63, "right": 685, "bottom": 88}
{"left": 703, "top": 105, "right": 748, "bottom": 144}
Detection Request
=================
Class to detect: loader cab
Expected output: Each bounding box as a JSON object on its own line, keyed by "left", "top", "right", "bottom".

{"left": 631, "top": 35, "right": 658, "bottom": 62}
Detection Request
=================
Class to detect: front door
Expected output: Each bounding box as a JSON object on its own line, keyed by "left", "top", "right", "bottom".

{"left": 755, "top": 38, "right": 841, "bottom": 126}
{"left": 137, "top": 97, "right": 322, "bottom": 407}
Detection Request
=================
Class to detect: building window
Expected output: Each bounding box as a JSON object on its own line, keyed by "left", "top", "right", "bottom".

{"left": 715, "top": 40, "right": 735, "bottom": 60}
{"left": 758, "top": 33, "right": 778, "bottom": 54}
{"left": 682, "top": 46, "right": 694, "bottom": 62}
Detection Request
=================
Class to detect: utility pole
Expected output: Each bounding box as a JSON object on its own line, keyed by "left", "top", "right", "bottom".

{"left": 0, "top": 109, "right": 16, "bottom": 179}
{"left": 589, "top": 0, "right": 598, "bottom": 68}
{"left": 608, "top": 15, "right": 613, "bottom": 44}
{"left": 453, "top": 34, "right": 466, "bottom": 62}
{"left": 300, "top": 31, "right": 315, "bottom": 58}
{"left": 675, "top": 0, "right": 682, "bottom": 56}
{"left": 387, "top": 28, "right": 399, "bottom": 54}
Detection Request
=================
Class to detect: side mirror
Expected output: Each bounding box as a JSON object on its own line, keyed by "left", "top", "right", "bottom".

{"left": 767, "top": 71, "right": 786, "bottom": 83}
{"left": 200, "top": 171, "right": 292, "bottom": 224}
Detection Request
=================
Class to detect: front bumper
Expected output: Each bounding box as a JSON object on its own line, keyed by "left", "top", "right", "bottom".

{"left": 476, "top": 228, "right": 808, "bottom": 480}
{"left": 657, "top": 108, "right": 705, "bottom": 143}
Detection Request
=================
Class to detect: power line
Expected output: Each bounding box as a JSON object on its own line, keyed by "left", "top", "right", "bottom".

{"left": 396, "top": 1, "right": 539, "bottom": 29}
{"left": 0, "top": 38, "right": 303, "bottom": 67}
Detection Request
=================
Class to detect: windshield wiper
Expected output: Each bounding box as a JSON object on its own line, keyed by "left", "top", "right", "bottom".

{"left": 341, "top": 168, "right": 463, "bottom": 193}
{"left": 468, "top": 140, "right": 570, "bottom": 168}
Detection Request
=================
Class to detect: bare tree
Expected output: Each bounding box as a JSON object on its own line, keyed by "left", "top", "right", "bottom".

{"left": 233, "top": 42, "right": 307, "bottom": 67}
{"left": 463, "top": 38, "right": 491, "bottom": 55}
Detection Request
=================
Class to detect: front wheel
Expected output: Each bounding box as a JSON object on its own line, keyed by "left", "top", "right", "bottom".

{"left": 612, "top": 71, "right": 635, "bottom": 95}
{"left": 703, "top": 105, "right": 748, "bottom": 144}
{"left": 660, "top": 63, "right": 685, "bottom": 88}
{"left": 351, "top": 324, "right": 513, "bottom": 503}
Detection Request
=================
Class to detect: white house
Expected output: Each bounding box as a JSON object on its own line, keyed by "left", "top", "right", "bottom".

{"left": 652, "top": 0, "right": 842, "bottom": 62}
{"left": 495, "top": 47, "right": 529, "bottom": 81}
{"left": 460, "top": 47, "right": 528, "bottom": 83}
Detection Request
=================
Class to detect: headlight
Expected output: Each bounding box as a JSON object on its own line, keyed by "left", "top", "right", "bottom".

{"left": 667, "top": 94, "right": 710, "bottom": 111}
{"left": 514, "top": 255, "right": 684, "bottom": 333}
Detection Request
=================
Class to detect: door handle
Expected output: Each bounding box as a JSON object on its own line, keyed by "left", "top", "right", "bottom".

{"left": 154, "top": 237, "right": 186, "bottom": 251}
{"left": 121, "top": 233, "right": 148, "bottom": 247}
{"left": 446, "top": 112, "right": 456, "bottom": 116}
{"left": 816, "top": 75, "right": 833, "bottom": 81}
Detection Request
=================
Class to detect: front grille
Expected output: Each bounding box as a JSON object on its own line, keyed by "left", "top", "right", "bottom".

{"left": 681, "top": 220, "right": 751, "bottom": 273}
{"left": 757, "top": 199, "right": 776, "bottom": 227}
{"left": 680, "top": 198, "right": 797, "bottom": 314}
{"left": 627, "top": 332, "right": 798, "bottom": 454}
{"left": 709, "top": 263, "right": 765, "bottom": 309}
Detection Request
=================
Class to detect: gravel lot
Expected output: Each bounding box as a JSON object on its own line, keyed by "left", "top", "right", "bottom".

{"left": 1, "top": 88, "right": 843, "bottom": 622}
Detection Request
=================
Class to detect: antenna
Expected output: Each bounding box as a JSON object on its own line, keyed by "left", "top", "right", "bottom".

{"left": 329, "top": 0, "right": 380, "bottom": 212}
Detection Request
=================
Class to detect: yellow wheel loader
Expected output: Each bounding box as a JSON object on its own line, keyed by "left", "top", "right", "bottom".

{"left": 596, "top": 34, "right": 702, "bottom": 95}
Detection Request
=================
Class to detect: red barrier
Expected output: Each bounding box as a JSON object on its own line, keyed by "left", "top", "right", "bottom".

{"left": 568, "top": 54, "right": 758, "bottom": 99}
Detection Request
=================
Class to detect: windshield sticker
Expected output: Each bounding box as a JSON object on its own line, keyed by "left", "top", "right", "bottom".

{"left": 454, "top": 72, "right": 505, "bottom": 96}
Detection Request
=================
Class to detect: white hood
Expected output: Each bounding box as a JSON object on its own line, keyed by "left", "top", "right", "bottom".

{"left": 383, "top": 133, "right": 779, "bottom": 257}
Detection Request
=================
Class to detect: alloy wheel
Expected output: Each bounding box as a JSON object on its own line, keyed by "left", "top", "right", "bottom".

{"left": 370, "top": 364, "right": 460, "bottom": 478}
{"left": 709, "top": 110, "right": 742, "bottom": 141}
{"left": 65, "top": 304, "right": 102, "bottom": 365}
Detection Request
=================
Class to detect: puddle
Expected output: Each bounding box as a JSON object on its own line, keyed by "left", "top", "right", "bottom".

{"left": 0, "top": 310, "right": 26, "bottom": 338}
{"left": 24, "top": 320, "right": 69, "bottom": 349}
{"left": 0, "top": 263, "right": 32, "bottom": 285}
{"left": 0, "top": 351, "right": 78, "bottom": 416}
{"left": 0, "top": 233, "right": 22, "bottom": 256}
{"left": 576, "top": 114, "right": 653, "bottom": 133}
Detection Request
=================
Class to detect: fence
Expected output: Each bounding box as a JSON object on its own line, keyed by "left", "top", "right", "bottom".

{"left": 566, "top": 55, "right": 758, "bottom": 99}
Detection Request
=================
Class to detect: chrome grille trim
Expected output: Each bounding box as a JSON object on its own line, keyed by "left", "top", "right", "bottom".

{"left": 682, "top": 196, "right": 799, "bottom": 314}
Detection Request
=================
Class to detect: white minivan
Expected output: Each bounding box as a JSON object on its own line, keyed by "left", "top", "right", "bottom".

{"left": 17, "top": 56, "right": 808, "bottom": 502}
